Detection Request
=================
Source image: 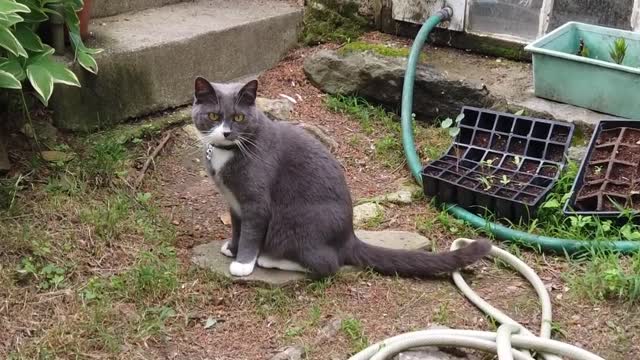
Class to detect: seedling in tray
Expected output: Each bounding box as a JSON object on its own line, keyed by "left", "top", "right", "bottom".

{"left": 441, "top": 113, "right": 465, "bottom": 171}
{"left": 422, "top": 106, "right": 575, "bottom": 222}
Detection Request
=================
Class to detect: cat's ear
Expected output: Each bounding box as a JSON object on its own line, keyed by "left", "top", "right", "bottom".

{"left": 194, "top": 76, "right": 217, "bottom": 103}
{"left": 237, "top": 79, "right": 258, "bottom": 106}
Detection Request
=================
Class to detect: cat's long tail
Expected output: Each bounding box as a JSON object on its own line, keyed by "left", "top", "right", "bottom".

{"left": 344, "top": 235, "right": 491, "bottom": 277}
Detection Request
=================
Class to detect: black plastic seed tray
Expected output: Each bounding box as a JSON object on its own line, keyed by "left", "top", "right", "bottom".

{"left": 563, "top": 120, "right": 640, "bottom": 220}
{"left": 422, "top": 106, "right": 575, "bottom": 222}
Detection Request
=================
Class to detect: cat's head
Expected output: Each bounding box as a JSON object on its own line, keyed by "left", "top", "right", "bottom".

{"left": 191, "top": 77, "right": 261, "bottom": 147}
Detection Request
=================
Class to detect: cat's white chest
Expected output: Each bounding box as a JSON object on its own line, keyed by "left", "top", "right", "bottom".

{"left": 207, "top": 146, "right": 241, "bottom": 216}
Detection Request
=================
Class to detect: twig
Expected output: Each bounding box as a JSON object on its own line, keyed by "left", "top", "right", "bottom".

{"left": 134, "top": 130, "right": 174, "bottom": 189}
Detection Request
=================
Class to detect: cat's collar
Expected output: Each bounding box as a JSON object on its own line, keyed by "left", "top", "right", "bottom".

{"left": 206, "top": 143, "right": 237, "bottom": 159}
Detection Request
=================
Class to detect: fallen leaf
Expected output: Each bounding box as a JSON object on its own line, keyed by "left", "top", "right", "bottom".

{"left": 219, "top": 212, "right": 231, "bottom": 225}
{"left": 41, "top": 151, "right": 75, "bottom": 162}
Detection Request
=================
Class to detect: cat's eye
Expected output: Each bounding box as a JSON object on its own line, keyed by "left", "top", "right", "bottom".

{"left": 208, "top": 113, "right": 220, "bottom": 121}
{"left": 233, "top": 114, "right": 245, "bottom": 122}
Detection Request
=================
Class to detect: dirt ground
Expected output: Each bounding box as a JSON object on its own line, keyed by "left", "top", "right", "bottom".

{"left": 145, "top": 41, "right": 638, "bottom": 359}
{"left": 1, "top": 33, "right": 638, "bottom": 359}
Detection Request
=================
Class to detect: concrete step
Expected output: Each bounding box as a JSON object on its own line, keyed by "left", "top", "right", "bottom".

{"left": 52, "top": 0, "right": 302, "bottom": 131}
{"left": 91, "top": 0, "right": 190, "bottom": 19}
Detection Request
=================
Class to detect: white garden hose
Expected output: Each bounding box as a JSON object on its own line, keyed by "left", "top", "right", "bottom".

{"left": 348, "top": 239, "right": 606, "bottom": 360}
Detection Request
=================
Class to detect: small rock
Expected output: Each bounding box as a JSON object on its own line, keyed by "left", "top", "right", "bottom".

{"left": 182, "top": 124, "right": 202, "bottom": 141}
{"left": 40, "top": 150, "right": 75, "bottom": 162}
{"left": 256, "top": 97, "right": 294, "bottom": 121}
{"left": 314, "top": 318, "right": 343, "bottom": 345}
{"left": 219, "top": 212, "right": 232, "bottom": 225}
{"left": 567, "top": 146, "right": 587, "bottom": 162}
{"left": 295, "top": 122, "right": 338, "bottom": 151}
{"left": 356, "top": 230, "right": 431, "bottom": 251}
{"left": 353, "top": 202, "right": 384, "bottom": 227}
{"left": 270, "top": 345, "right": 304, "bottom": 360}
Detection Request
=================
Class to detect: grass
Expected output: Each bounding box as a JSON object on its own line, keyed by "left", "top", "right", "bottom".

{"left": 326, "top": 94, "right": 449, "bottom": 169}
{"left": 338, "top": 41, "right": 427, "bottom": 62}
{"left": 254, "top": 287, "right": 295, "bottom": 317}
{"left": 301, "top": 0, "right": 368, "bottom": 46}
{"left": 341, "top": 317, "right": 368, "bottom": 354}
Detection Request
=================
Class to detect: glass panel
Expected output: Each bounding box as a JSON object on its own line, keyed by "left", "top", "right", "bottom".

{"left": 467, "top": 0, "right": 544, "bottom": 41}
{"left": 548, "top": 0, "right": 634, "bottom": 32}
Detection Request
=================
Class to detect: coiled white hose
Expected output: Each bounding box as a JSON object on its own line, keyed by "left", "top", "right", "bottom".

{"left": 348, "top": 239, "right": 605, "bottom": 360}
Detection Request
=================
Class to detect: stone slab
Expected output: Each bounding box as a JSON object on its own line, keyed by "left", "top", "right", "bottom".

{"left": 91, "top": 0, "right": 188, "bottom": 19}
{"left": 51, "top": 0, "right": 302, "bottom": 131}
{"left": 191, "top": 230, "right": 431, "bottom": 285}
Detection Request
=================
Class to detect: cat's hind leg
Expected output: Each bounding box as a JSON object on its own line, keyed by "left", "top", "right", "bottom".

{"left": 298, "top": 245, "right": 340, "bottom": 280}
{"left": 257, "top": 254, "right": 308, "bottom": 273}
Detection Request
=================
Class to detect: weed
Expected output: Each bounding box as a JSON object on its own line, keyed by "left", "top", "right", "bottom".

{"left": 0, "top": 175, "right": 24, "bottom": 212}
{"left": 326, "top": 95, "right": 396, "bottom": 135}
{"left": 441, "top": 113, "right": 465, "bottom": 171}
{"left": 83, "top": 140, "right": 128, "bottom": 186}
{"left": 341, "top": 317, "right": 369, "bottom": 354}
{"left": 254, "top": 287, "right": 294, "bottom": 317}
{"left": 301, "top": 0, "right": 368, "bottom": 45}
{"left": 364, "top": 208, "right": 384, "bottom": 228}
{"left": 81, "top": 194, "right": 131, "bottom": 242}
{"left": 307, "top": 276, "right": 335, "bottom": 296}
{"left": 374, "top": 135, "right": 403, "bottom": 167}
{"left": 16, "top": 257, "right": 66, "bottom": 290}
{"left": 432, "top": 302, "right": 450, "bottom": 324}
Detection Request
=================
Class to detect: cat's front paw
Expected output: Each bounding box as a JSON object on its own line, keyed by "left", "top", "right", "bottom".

{"left": 220, "top": 240, "right": 235, "bottom": 258}
{"left": 229, "top": 261, "right": 255, "bottom": 277}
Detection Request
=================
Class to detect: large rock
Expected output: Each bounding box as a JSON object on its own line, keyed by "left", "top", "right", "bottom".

{"left": 303, "top": 49, "right": 495, "bottom": 121}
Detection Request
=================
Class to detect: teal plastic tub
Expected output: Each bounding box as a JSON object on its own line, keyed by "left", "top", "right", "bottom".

{"left": 525, "top": 22, "right": 640, "bottom": 119}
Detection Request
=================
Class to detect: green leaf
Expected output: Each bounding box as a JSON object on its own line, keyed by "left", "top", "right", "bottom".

{"left": 0, "top": 56, "right": 26, "bottom": 81}
{"left": 0, "top": 69, "right": 21, "bottom": 89}
{"left": 542, "top": 199, "right": 560, "bottom": 208}
{"left": 514, "top": 109, "right": 525, "bottom": 116}
{"left": 0, "top": 25, "right": 28, "bottom": 57}
{"left": 77, "top": 50, "right": 98, "bottom": 74}
{"left": 46, "top": 60, "right": 80, "bottom": 87}
{"left": 14, "top": 23, "right": 45, "bottom": 51}
{"left": 455, "top": 113, "right": 465, "bottom": 123}
{"left": 27, "top": 63, "right": 54, "bottom": 105}
{"left": 449, "top": 127, "right": 460, "bottom": 137}
{"left": 0, "top": 12, "right": 25, "bottom": 27}
{"left": 0, "top": 1, "right": 31, "bottom": 14}
{"left": 441, "top": 118, "right": 452, "bottom": 129}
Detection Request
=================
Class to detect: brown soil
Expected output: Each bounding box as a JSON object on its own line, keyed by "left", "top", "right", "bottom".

{"left": 508, "top": 138, "right": 526, "bottom": 155}
{"left": 592, "top": 146, "right": 612, "bottom": 162}
{"left": 539, "top": 165, "right": 558, "bottom": 178}
{"left": 596, "top": 128, "right": 621, "bottom": 145}
{"left": 424, "top": 166, "right": 443, "bottom": 176}
{"left": 524, "top": 185, "right": 544, "bottom": 196}
{"left": 577, "top": 183, "right": 603, "bottom": 200}
{"left": 585, "top": 164, "right": 607, "bottom": 182}
{"left": 473, "top": 131, "right": 491, "bottom": 147}
{"left": 513, "top": 173, "right": 532, "bottom": 183}
{"left": 490, "top": 135, "right": 508, "bottom": 151}
{"left": 605, "top": 183, "right": 629, "bottom": 195}
{"left": 520, "top": 160, "right": 539, "bottom": 174}
{"left": 550, "top": 126, "right": 570, "bottom": 143}
{"left": 602, "top": 196, "right": 628, "bottom": 211}
{"left": 545, "top": 144, "right": 564, "bottom": 162}
{"left": 460, "top": 178, "right": 479, "bottom": 188}
{"left": 609, "top": 163, "right": 633, "bottom": 182}
{"left": 503, "top": 156, "right": 518, "bottom": 170}
{"left": 622, "top": 128, "right": 640, "bottom": 145}
{"left": 615, "top": 145, "right": 640, "bottom": 164}
{"left": 484, "top": 152, "right": 502, "bottom": 165}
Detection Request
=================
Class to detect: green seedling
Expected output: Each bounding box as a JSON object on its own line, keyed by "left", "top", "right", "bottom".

{"left": 441, "top": 113, "right": 465, "bottom": 171}
{"left": 479, "top": 176, "right": 493, "bottom": 191}
{"left": 500, "top": 175, "right": 510, "bottom": 185}
{"left": 577, "top": 38, "right": 590, "bottom": 57}
{"left": 514, "top": 156, "right": 523, "bottom": 167}
{"left": 594, "top": 166, "right": 603, "bottom": 175}
{"left": 609, "top": 37, "right": 628, "bottom": 65}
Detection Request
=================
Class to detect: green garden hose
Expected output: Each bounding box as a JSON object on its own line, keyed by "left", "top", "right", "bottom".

{"left": 348, "top": 239, "right": 605, "bottom": 360}
{"left": 400, "top": 8, "right": 640, "bottom": 255}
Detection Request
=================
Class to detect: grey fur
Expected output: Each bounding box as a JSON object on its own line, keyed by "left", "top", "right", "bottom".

{"left": 192, "top": 76, "right": 491, "bottom": 279}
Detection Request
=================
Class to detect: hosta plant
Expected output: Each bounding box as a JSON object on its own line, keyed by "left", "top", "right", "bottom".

{"left": 0, "top": 0, "right": 102, "bottom": 105}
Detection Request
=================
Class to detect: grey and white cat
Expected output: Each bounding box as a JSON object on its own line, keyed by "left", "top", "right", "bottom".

{"left": 192, "top": 76, "right": 491, "bottom": 279}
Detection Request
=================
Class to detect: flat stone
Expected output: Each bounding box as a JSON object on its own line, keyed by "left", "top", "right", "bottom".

{"left": 91, "top": 0, "right": 187, "bottom": 18}
{"left": 181, "top": 124, "right": 201, "bottom": 141}
{"left": 270, "top": 345, "right": 304, "bottom": 360}
{"left": 355, "top": 230, "right": 430, "bottom": 251}
{"left": 40, "top": 151, "right": 75, "bottom": 162}
{"left": 568, "top": 146, "right": 587, "bottom": 163}
{"left": 191, "top": 230, "right": 430, "bottom": 285}
{"left": 353, "top": 202, "right": 384, "bottom": 227}
{"left": 51, "top": 0, "right": 302, "bottom": 131}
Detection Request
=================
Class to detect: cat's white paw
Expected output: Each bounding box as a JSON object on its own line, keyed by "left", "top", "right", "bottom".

{"left": 229, "top": 261, "right": 255, "bottom": 277}
{"left": 220, "top": 241, "right": 234, "bottom": 258}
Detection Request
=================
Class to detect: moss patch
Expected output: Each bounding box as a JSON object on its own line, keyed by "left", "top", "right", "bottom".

{"left": 338, "top": 41, "right": 426, "bottom": 62}
{"left": 301, "top": 0, "right": 368, "bottom": 46}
